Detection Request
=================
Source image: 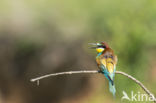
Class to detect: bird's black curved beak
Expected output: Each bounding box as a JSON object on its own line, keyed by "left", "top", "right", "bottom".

{"left": 88, "top": 43, "right": 97, "bottom": 49}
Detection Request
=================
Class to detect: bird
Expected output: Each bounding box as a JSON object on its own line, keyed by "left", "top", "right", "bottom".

{"left": 89, "top": 42, "right": 117, "bottom": 96}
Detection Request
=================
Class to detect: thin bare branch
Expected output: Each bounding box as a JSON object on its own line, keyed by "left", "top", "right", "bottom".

{"left": 30, "top": 70, "right": 156, "bottom": 102}
{"left": 116, "top": 71, "right": 156, "bottom": 102}
{"left": 30, "top": 70, "right": 99, "bottom": 82}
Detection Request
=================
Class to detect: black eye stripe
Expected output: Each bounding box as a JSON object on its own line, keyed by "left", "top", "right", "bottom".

{"left": 98, "top": 45, "right": 106, "bottom": 48}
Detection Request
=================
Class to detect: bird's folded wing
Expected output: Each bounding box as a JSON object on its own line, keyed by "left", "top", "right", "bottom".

{"left": 106, "top": 58, "right": 114, "bottom": 73}
{"left": 100, "top": 57, "right": 115, "bottom": 73}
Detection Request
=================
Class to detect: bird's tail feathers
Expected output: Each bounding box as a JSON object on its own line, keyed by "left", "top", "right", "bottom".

{"left": 109, "top": 81, "right": 116, "bottom": 97}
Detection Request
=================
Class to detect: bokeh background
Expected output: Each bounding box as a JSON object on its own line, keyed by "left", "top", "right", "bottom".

{"left": 0, "top": 0, "right": 156, "bottom": 103}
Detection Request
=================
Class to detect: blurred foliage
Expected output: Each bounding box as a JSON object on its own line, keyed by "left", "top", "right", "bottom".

{"left": 0, "top": 0, "right": 156, "bottom": 103}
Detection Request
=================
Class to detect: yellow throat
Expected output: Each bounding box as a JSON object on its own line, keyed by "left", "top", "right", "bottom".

{"left": 96, "top": 48, "right": 104, "bottom": 53}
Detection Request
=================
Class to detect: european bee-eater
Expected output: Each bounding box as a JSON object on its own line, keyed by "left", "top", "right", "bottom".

{"left": 89, "top": 42, "right": 117, "bottom": 96}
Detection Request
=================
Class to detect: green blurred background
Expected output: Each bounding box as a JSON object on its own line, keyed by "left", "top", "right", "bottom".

{"left": 0, "top": 0, "right": 156, "bottom": 103}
